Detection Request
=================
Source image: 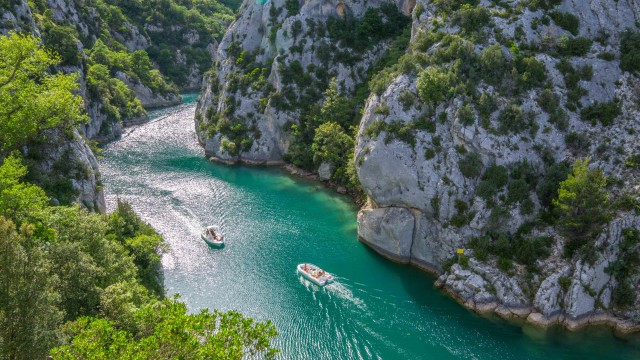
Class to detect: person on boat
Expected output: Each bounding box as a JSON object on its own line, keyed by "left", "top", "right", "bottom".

{"left": 318, "top": 270, "right": 325, "bottom": 277}
{"left": 303, "top": 264, "right": 308, "bottom": 272}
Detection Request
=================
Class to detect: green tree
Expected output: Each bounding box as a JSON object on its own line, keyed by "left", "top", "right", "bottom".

{"left": 0, "top": 217, "right": 63, "bottom": 360}
{"left": 417, "top": 67, "right": 452, "bottom": 104}
{"left": 45, "top": 206, "right": 139, "bottom": 320}
{"left": 43, "top": 24, "right": 81, "bottom": 65}
{"left": 318, "top": 78, "right": 354, "bottom": 129}
{"left": 553, "top": 158, "right": 611, "bottom": 245}
{"left": 312, "top": 122, "right": 354, "bottom": 169}
{"left": 0, "top": 33, "right": 86, "bottom": 152}
{"left": 107, "top": 200, "right": 167, "bottom": 296}
{"left": 0, "top": 154, "right": 49, "bottom": 224}
{"left": 51, "top": 298, "right": 278, "bottom": 359}
{"left": 620, "top": 30, "right": 640, "bottom": 73}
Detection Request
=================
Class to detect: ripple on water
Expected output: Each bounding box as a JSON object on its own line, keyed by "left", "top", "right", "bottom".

{"left": 100, "top": 102, "right": 640, "bottom": 360}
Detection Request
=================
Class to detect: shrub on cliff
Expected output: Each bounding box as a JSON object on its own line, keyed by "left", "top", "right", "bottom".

{"left": 417, "top": 67, "right": 453, "bottom": 104}
{"left": 554, "top": 158, "right": 611, "bottom": 254}
{"left": 620, "top": 29, "right": 640, "bottom": 74}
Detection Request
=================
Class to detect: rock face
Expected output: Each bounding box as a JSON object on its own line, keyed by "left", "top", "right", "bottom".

{"left": 358, "top": 206, "right": 415, "bottom": 262}
{"left": 195, "top": 0, "right": 414, "bottom": 164}
{"left": 354, "top": 0, "right": 640, "bottom": 330}
{"left": 115, "top": 72, "right": 182, "bottom": 109}
{"left": 24, "top": 129, "right": 106, "bottom": 213}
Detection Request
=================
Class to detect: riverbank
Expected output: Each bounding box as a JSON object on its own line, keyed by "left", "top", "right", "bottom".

{"left": 436, "top": 281, "right": 640, "bottom": 335}
{"left": 99, "top": 99, "right": 640, "bottom": 358}
{"left": 206, "top": 155, "right": 640, "bottom": 336}
{"left": 206, "top": 155, "right": 366, "bottom": 206}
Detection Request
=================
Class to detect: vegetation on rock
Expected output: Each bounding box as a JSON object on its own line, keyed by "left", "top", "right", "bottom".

{"left": 0, "top": 30, "right": 277, "bottom": 359}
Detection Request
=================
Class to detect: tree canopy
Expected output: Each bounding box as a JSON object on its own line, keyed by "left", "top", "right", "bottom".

{"left": 0, "top": 33, "right": 86, "bottom": 153}
{"left": 51, "top": 299, "right": 278, "bottom": 360}
{"left": 553, "top": 157, "right": 611, "bottom": 250}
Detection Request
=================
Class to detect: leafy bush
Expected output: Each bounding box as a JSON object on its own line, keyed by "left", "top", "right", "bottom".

{"left": 453, "top": 4, "right": 490, "bottom": 34}
{"left": 626, "top": 154, "right": 640, "bottom": 168}
{"left": 580, "top": 99, "right": 622, "bottom": 126}
{"left": 0, "top": 33, "right": 86, "bottom": 152}
{"left": 606, "top": 228, "right": 640, "bottom": 308}
{"left": 517, "top": 57, "right": 547, "bottom": 89}
{"left": 326, "top": 4, "right": 409, "bottom": 53}
{"left": 284, "top": 0, "right": 300, "bottom": 16}
{"left": 476, "top": 164, "right": 508, "bottom": 200}
{"left": 417, "top": 67, "right": 453, "bottom": 103}
{"left": 459, "top": 153, "right": 482, "bottom": 178}
{"left": 457, "top": 103, "right": 476, "bottom": 126}
{"left": 557, "top": 36, "right": 593, "bottom": 56}
{"left": 498, "top": 257, "right": 514, "bottom": 272}
{"left": 620, "top": 29, "right": 640, "bottom": 73}
{"left": 536, "top": 161, "right": 570, "bottom": 208}
{"left": 450, "top": 199, "right": 474, "bottom": 227}
{"left": 497, "top": 102, "right": 527, "bottom": 134}
{"left": 51, "top": 299, "right": 279, "bottom": 359}
{"left": 564, "top": 132, "right": 589, "bottom": 156}
{"left": 537, "top": 88, "right": 560, "bottom": 114}
{"left": 432, "top": 0, "right": 479, "bottom": 14}
{"left": 597, "top": 52, "right": 615, "bottom": 61}
{"left": 43, "top": 24, "right": 81, "bottom": 65}
{"left": 507, "top": 179, "right": 530, "bottom": 204}
{"left": 550, "top": 11, "right": 580, "bottom": 36}
{"left": 312, "top": 122, "right": 354, "bottom": 169}
{"left": 477, "top": 93, "right": 497, "bottom": 120}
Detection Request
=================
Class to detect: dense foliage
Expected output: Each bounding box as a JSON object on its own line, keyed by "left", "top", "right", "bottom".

{"left": 101, "top": 0, "right": 234, "bottom": 86}
{"left": 51, "top": 299, "right": 278, "bottom": 359}
{"left": 18, "top": 0, "right": 238, "bottom": 139}
{"left": 554, "top": 158, "right": 611, "bottom": 256}
{"left": 620, "top": 29, "right": 640, "bottom": 74}
{"left": 0, "top": 33, "right": 86, "bottom": 153}
{"left": 0, "top": 31, "right": 278, "bottom": 359}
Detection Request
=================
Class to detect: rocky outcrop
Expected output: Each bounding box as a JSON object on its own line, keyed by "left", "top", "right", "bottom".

{"left": 115, "top": 72, "right": 182, "bottom": 109}
{"left": 0, "top": 1, "right": 37, "bottom": 35}
{"left": 435, "top": 215, "right": 640, "bottom": 331}
{"left": 355, "top": 0, "right": 640, "bottom": 330}
{"left": 195, "top": 0, "right": 414, "bottom": 164}
{"left": 358, "top": 206, "right": 415, "bottom": 262}
{"left": 24, "top": 129, "right": 106, "bottom": 213}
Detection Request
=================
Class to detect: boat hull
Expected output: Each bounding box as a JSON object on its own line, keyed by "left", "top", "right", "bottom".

{"left": 201, "top": 233, "right": 224, "bottom": 248}
{"left": 297, "top": 263, "right": 334, "bottom": 286}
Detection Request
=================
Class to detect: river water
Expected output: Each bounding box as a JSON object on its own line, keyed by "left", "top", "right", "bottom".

{"left": 99, "top": 95, "right": 640, "bottom": 359}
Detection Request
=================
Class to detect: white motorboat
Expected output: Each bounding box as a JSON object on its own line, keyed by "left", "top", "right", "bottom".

{"left": 297, "top": 263, "right": 334, "bottom": 286}
{"left": 201, "top": 225, "right": 224, "bottom": 248}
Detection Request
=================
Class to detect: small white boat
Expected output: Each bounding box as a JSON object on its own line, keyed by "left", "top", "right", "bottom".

{"left": 297, "top": 263, "right": 334, "bottom": 286}
{"left": 201, "top": 225, "right": 224, "bottom": 248}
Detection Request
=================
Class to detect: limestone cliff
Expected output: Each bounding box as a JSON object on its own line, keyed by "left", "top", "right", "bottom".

{"left": 195, "top": 0, "right": 415, "bottom": 164}
{"left": 194, "top": 0, "right": 640, "bottom": 330}
{"left": 355, "top": 0, "right": 640, "bottom": 331}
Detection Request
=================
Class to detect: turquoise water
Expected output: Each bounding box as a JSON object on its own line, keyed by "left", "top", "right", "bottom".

{"left": 100, "top": 96, "right": 640, "bottom": 359}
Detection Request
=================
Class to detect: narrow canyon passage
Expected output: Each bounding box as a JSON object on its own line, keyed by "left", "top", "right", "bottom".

{"left": 99, "top": 97, "right": 640, "bottom": 359}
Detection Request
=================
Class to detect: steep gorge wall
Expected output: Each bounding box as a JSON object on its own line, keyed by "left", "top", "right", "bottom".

{"left": 195, "top": 0, "right": 415, "bottom": 164}
{"left": 355, "top": 0, "right": 640, "bottom": 330}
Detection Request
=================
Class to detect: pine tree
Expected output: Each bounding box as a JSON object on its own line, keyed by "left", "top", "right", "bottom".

{"left": 553, "top": 157, "right": 611, "bottom": 245}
